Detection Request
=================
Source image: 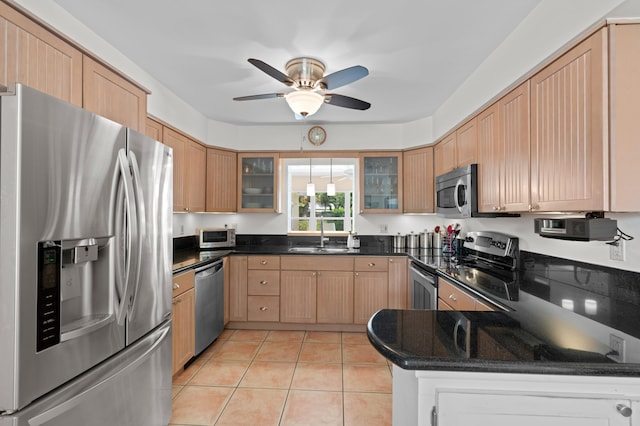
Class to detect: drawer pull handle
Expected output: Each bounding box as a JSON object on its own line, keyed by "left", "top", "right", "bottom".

{"left": 259, "top": 306, "right": 268, "bottom": 311}
{"left": 368, "top": 262, "right": 375, "bottom": 267}
{"left": 260, "top": 280, "right": 268, "bottom": 285}
{"left": 617, "top": 404, "right": 632, "bottom": 417}
{"left": 260, "top": 260, "right": 268, "bottom": 265}
{"left": 449, "top": 294, "right": 457, "bottom": 302}
{"left": 173, "top": 283, "right": 180, "bottom": 290}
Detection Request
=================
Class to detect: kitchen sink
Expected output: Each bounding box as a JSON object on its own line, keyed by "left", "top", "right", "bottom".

{"left": 288, "top": 246, "right": 352, "bottom": 253}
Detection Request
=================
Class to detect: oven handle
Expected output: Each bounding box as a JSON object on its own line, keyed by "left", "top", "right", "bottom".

{"left": 454, "top": 178, "right": 464, "bottom": 213}
{"left": 409, "top": 264, "right": 436, "bottom": 287}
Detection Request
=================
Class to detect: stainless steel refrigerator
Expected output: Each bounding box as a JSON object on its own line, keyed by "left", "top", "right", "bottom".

{"left": 0, "top": 84, "right": 173, "bottom": 425}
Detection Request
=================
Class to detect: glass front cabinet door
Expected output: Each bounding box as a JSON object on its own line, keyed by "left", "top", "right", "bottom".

{"left": 359, "top": 153, "right": 403, "bottom": 213}
{"left": 237, "top": 153, "right": 279, "bottom": 212}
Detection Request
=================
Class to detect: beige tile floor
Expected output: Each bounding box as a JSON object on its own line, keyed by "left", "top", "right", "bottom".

{"left": 170, "top": 329, "right": 392, "bottom": 426}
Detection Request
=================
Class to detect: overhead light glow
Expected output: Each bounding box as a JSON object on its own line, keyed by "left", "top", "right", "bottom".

{"left": 285, "top": 91, "right": 324, "bottom": 118}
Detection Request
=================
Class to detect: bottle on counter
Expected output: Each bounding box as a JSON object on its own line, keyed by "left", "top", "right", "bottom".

{"left": 352, "top": 232, "right": 360, "bottom": 249}
{"left": 347, "top": 231, "right": 355, "bottom": 248}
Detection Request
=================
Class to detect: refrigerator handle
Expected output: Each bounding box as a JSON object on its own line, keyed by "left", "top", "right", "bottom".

{"left": 126, "top": 151, "right": 145, "bottom": 319}
{"left": 113, "top": 149, "right": 138, "bottom": 326}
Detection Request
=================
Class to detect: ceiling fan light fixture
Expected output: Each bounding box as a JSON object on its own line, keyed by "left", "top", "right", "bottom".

{"left": 285, "top": 91, "right": 324, "bottom": 118}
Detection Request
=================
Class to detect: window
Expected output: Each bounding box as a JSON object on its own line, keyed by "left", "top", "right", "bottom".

{"left": 285, "top": 158, "right": 356, "bottom": 234}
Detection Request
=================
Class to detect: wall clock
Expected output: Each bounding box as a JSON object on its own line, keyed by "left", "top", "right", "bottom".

{"left": 308, "top": 126, "right": 327, "bottom": 146}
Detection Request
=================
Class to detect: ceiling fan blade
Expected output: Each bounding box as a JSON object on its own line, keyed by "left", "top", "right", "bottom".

{"left": 325, "top": 94, "right": 371, "bottom": 110}
{"left": 321, "top": 65, "right": 369, "bottom": 90}
{"left": 233, "top": 93, "right": 284, "bottom": 101}
{"left": 248, "top": 58, "right": 295, "bottom": 87}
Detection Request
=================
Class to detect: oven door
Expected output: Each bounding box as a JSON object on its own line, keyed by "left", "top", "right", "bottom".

{"left": 436, "top": 168, "right": 471, "bottom": 218}
{"left": 409, "top": 262, "right": 438, "bottom": 310}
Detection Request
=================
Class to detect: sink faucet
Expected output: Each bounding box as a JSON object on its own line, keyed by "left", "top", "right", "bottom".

{"left": 319, "top": 216, "right": 329, "bottom": 248}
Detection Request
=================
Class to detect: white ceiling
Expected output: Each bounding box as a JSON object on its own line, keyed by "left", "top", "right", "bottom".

{"left": 52, "top": 0, "right": 542, "bottom": 126}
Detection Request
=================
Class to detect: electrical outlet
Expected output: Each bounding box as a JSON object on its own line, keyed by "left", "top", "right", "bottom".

{"left": 609, "top": 334, "right": 625, "bottom": 362}
{"left": 180, "top": 224, "right": 184, "bottom": 235}
{"left": 610, "top": 240, "right": 625, "bottom": 261}
{"left": 379, "top": 224, "right": 388, "bottom": 233}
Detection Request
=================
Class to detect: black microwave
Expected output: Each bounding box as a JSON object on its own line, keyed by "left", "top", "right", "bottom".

{"left": 198, "top": 227, "right": 236, "bottom": 249}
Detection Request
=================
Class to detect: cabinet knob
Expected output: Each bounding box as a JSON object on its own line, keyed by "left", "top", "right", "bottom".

{"left": 173, "top": 298, "right": 181, "bottom": 305}
{"left": 360, "top": 209, "right": 364, "bottom": 213}
{"left": 368, "top": 262, "right": 376, "bottom": 267}
{"left": 355, "top": 272, "right": 359, "bottom": 276}
{"left": 184, "top": 207, "right": 190, "bottom": 212}
{"left": 173, "top": 283, "right": 180, "bottom": 290}
{"left": 312, "top": 272, "right": 317, "bottom": 276}
{"left": 449, "top": 294, "right": 457, "bottom": 302}
{"left": 389, "top": 259, "right": 394, "bottom": 263}
{"left": 260, "top": 280, "right": 268, "bottom": 285}
{"left": 259, "top": 306, "right": 268, "bottom": 311}
{"left": 616, "top": 404, "right": 632, "bottom": 417}
{"left": 493, "top": 206, "right": 499, "bottom": 211}
{"left": 260, "top": 260, "right": 268, "bottom": 265}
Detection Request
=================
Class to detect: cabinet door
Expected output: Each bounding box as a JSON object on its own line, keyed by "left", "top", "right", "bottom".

{"left": 434, "top": 133, "right": 457, "bottom": 177}
{"left": 438, "top": 278, "right": 476, "bottom": 310}
{"left": 82, "top": 56, "right": 147, "bottom": 132}
{"left": 530, "top": 28, "right": 607, "bottom": 212}
{"left": 437, "top": 391, "right": 631, "bottom": 426}
{"left": 206, "top": 148, "right": 237, "bottom": 212}
{"left": 403, "top": 147, "right": 434, "bottom": 213}
{"left": 500, "top": 81, "right": 530, "bottom": 212}
{"left": 455, "top": 118, "right": 477, "bottom": 168}
{"left": 238, "top": 153, "right": 278, "bottom": 212}
{"left": 388, "top": 257, "right": 408, "bottom": 309}
{"left": 317, "top": 271, "right": 354, "bottom": 324}
{"left": 0, "top": 3, "right": 82, "bottom": 106}
{"left": 280, "top": 270, "right": 316, "bottom": 323}
{"left": 477, "top": 102, "right": 502, "bottom": 213}
{"left": 359, "top": 152, "right": 403, "bottom": 214}
{"left": 172, "top": 288, "right": 194, "bottom": 375}
{"left": 162, "top": 127, "right": 187, "bottom": 212}
{"left": 228, "top": 256, "right": 248, "bottom": 322}
{"left": 186, "top": 140, "right": 206, "bottom": 212}
{"left": 354, "top": 271, "right": 388, "bottom": 324}
{"left": 145, "top": 117, "right": 163, "bottom": 142}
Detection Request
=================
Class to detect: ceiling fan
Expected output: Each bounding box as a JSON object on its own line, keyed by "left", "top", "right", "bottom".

{"left": 233, "top": 57, "right": 371, "bottom": 119}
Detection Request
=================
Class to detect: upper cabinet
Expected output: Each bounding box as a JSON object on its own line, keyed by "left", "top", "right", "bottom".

{"left": 478, "top": 82, "right": 530, "bottom": 213}
{"left": 238, "top": 153, "right": 278, "bottom": 213}
{"left": 82, "top": 56, "right": 148, "bottom": 132}
{"left": 360, "top": 152, "right": 403, "bottom": 214}
{"left": 145, "top": 117, "right": 163, "bottom": 142}
{"left": 403, "top": 146, "right": 434, "bottom": 213}
{"left": 163, "top": 127, "right": 206, "bottom": 212}
{"left": 0, "top": 2, "right": 82, "bottom": 106}
{"left": 206, "top": 148, "right": 237, "bottom": 212}
{"left": 434, "top": 118, "right": 477, "bottom": 177}
{"left": 530, "top": 28, "right": 608, "bottom": 212}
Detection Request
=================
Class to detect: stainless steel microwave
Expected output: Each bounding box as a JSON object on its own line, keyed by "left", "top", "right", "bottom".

{"left": 198, "top": 227, "right": 236, "bottom": 249}
{"left": 435, "top": 164, "right": 478, "bottom": 218}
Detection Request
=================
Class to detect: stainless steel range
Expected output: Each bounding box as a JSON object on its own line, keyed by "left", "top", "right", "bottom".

{"left": 440, "top": 231, "right": 520, "bottom": 305}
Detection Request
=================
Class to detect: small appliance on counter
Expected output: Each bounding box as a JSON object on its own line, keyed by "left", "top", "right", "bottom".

{"left": 199, "top": 226, "right": 236, "bottom": 248}
{"left": 534, "top": 216, "right": 617, "bottom": 241}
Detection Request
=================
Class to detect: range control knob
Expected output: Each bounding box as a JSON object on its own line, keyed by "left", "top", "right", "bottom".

{"left": 465, "top": 236, "right": 474, "bottom": 243}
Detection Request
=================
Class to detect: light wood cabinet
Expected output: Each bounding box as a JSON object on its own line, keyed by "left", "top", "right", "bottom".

{"left": 354, "top": 257, "right": 389, "bottom": 324}
{"left": 163, "top": 127, "right": 206, "bottom": 212}
{"left": 238, "top": 153, "right": 278, "bottom": 212}
{"left": 388, "top": 257, "right": 408, "bottom": 309}
{"left": 228, "top": 256, "right": 248, "bottom": 322}
{"left": 280, "top": 270, "right": 317, "bottom": 323}
{"left": 438, "top": 277, "right": 496, "bottom": 311}
{"left": 145, "top": 117, "right": 163, "bottom": 142}
{"left": 246, "top": 256, "right": 280, "bottom": 322}
{"left": 171, "top": 269, "right": 195, "bottom": 375}
{"left": 434, "top": 118, "right": 478, "bottom": 177}
{"left": 82, "top": 56, "right": 147, "bottom": 132}
{"left": 0, "top": 2, "right": 83, "bottom": 106}
{"left": 530, "top": 27, "right": 608, "bottom": 212}
{"left": 206, "top": 148, "right": 237, "bottom": 212}
{"left": 402, "top": 147, "right": 434, "bottom": 213}
{"left": 317, "top": 271, "right": 354, "bottom": 324}
{"left": 478, "top": 82, "right": 530, "bottom": 213}
{"left": 359, "top": 152, "right": 403, "bottom": 214}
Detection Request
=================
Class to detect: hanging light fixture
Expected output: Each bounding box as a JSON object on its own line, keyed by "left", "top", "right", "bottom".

{"left": 327, "top": 158, "right": 336, "bottom": 196}
{"left": 306, "top": 158, "right": 315, "bottom": 196}
{"left": 285, "top": 91, "right": 324, "bottom": 118}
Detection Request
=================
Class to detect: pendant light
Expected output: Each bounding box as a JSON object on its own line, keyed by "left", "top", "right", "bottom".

{"left": 327, "top": 158, "right": 336, "bottom": 196}
{"left": 306, "top": 158, "right": 315, "bottom": 196}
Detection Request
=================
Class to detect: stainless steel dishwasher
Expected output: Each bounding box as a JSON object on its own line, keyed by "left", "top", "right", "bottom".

{"left": 194, "top": 259, "right": 224, "bottom": 356}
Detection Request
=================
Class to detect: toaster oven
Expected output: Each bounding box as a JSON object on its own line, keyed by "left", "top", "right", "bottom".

{"left": 198, "top": 227, "right": 236, "bottom": 249}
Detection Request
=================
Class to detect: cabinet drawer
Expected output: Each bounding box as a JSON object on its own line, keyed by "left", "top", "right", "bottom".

{"left": 247, "top": 296, "right": 280, "bottom": 322}
{"left": 172, "top": 269, "right": 195, "bottom": 298}
{"left": 247, "top": 270, "right": 280, "bottom": 295}
{"left": 280, "top": 255, "right": 353, "bottom": 271}
{"left": 438, "top": 279, "right": 476, "bottom": 310}
{"left": 248, "top": 255, "right": 280, "bottom": 270}
{"left": 354, "top": 256, "right": 388, "bottom": 272}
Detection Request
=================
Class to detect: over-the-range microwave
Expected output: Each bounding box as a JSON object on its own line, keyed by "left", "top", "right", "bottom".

{"left": 435, "top": 164, "right": 518, "bottom": 218}
{"left": 198, "top": 227, "right": 236, "bottom": 249}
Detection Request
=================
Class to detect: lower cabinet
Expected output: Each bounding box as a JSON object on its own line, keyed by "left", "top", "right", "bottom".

{"left": 393, "top": 368, "right": 639, "bottom": 426}
{"left": 317, "top": 271, "right": 354, "bottom": 324}
{"left": 354, "top": 257, "right": 389, "bottom": 324}
{"left": 438, "top": 277, "right": 496, "bottom": 311}
{"left": 172, "top": 269, "right": 195, "bottom": 375}
{"left": 280, "top": 270, "right": 317, "bottom": 323}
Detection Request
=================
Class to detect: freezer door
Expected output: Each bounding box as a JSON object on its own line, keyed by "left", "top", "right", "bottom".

{"left": 0, "top": 85, "right": 126, "bottom": 412}
{"left": 125, "top": 129, "right": 173, "bottom": 344}
{"left": 0, "top": 320, "right": 172, "bottom": 426}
